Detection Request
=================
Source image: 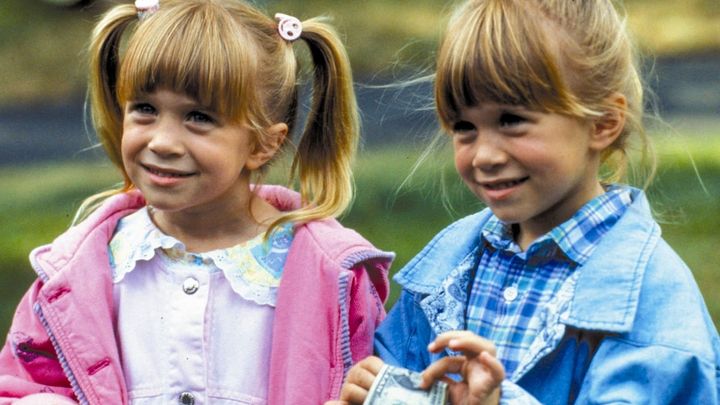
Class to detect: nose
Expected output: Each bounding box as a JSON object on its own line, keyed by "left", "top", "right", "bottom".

{"left": 147, "top": 119, "right": 184, "bottom": 157}
{"left": 471, "top": 131, "right": 507, "bottom": 171}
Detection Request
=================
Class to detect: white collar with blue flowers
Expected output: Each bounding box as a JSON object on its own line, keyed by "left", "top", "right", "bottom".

{"left": 108, "top": 207, "right": 294, "bottom": 306}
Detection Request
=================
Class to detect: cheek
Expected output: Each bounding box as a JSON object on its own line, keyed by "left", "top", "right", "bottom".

{"left": 119, "top": 139, "right": 134, "bottom": 176}
{"left": 511, "top": 140, "right": 553, "bottom": 171}
{"left": 120, "top": 132, "right": 136, "bottom": 161}
{"left": 119, "top": 129, "right": 146, "bottom": 170}
{"left": 453, "top": 145, "right": 474, "bottom": 177}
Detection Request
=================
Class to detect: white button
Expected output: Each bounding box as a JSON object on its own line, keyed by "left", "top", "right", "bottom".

{"left": 503, "top": 286, "right": 519, "bottom": 302}
{"left": 182, "top": 277, "right": 199, "bottom": 295}
{"left": 178, "top": 391, "right": 195, "bottom": 405}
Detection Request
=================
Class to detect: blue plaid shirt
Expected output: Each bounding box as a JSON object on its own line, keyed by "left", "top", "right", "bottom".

{"left": 466, "top": 186, "right": 633, "bottom": 377}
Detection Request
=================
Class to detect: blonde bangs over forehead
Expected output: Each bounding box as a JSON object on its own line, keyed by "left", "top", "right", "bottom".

{"left": 117, "top": 1, "right": 259, "bottom": 122}
{"left": 435, "top": 0, "right": 588, "bottom": 128}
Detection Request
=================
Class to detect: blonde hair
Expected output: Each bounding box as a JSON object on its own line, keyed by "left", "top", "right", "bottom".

{"left": 436, "top": 0, "right": 655, "bottom": 186}
{"left": 81, "top": 0, "right": 359, "bottom": 230}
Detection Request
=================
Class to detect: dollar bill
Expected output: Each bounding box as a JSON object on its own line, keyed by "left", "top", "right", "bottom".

{"left": 363, "top": 364, "right": 448, "bottom": 405}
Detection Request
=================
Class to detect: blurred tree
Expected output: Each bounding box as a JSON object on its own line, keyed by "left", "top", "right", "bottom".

{"left": 42, "top": 0, "right": 94, "bottom": 7}
{"left": 0, "top": 0, "right": 718, "bottom": 107}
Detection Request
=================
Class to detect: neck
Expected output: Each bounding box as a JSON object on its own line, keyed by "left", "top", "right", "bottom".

{"left": 149, "top": 194, "right": 281, "bottom": 253}
{"left": 515, "top": 181, "right": 606, "bottom": 251}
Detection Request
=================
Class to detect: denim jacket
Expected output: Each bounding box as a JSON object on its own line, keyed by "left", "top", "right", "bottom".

{"left": 375, "top": 187, "right": 720, "bottom": 404}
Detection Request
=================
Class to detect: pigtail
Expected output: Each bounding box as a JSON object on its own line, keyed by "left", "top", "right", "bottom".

{"left": 283, "top": 18, "right": 359, "bottom": 224}
{"left": 74, "top": 5, "right": 137, "bottom": 224}
{"left": 88, "top": 4, "right": 137, "bottom": 182}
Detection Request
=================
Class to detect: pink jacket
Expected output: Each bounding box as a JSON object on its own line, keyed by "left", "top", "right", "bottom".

{"left": 0, "top": 186, "right": 393, "bottom": 404}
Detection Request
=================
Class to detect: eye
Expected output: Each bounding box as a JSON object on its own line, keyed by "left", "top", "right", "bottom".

{"left": 129, "top": 102, "right": 155, "bottom": 115}
{"left": 452, "top": 120, "right": 476, "bottom": 133}
{"left": 498, "top": 112, "right": 525, "bottom": 128}
{"left": 187, "top": 111, "right": 215, "bottom": 125}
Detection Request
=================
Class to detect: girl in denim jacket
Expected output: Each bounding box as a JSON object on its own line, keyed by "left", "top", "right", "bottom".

{"left": 334, "top": 0, "right": 720, "bottom": 404}
{"left": 0, "top": 1, "right": 394, "bottom": 403}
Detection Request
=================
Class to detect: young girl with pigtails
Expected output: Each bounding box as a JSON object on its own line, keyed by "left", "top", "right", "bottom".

{"left": 0, "top": 0, "right": 393, "bottom": 403}
{"left": 334, "top": 0, "right": 720, "bottom": 404}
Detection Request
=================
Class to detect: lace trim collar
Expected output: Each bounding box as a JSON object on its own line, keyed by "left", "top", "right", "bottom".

{"left": 108, "top": 207, "right": 294, "bottom": 306}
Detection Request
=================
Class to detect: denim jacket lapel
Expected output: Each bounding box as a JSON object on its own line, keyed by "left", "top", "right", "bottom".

{"left": 418, "top": 248, "right": 478, "bottom": 336}
{"left": 393, "top": 210, "right": 492, "bottom": 358}
{"left": 566, "top": 189, "right": 660, "bottom": 332}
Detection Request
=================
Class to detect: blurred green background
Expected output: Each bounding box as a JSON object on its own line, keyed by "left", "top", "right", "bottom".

{"left": 2, "top": 0, "right": 720, "bottom": 105}
{"left": 1, "top": 0, "right": 719, "bottom": 335}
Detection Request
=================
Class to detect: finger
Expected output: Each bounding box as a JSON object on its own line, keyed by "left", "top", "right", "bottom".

{"left": 339, "top": 357, "right": 386, "bottom": 403}
{"left": 436, "top": 332, "right": 497, "bottom": 357}
{"left": 356, "top": 356, "right": 385, "bottom": 375}
{"left": 350, "top": 356, "right": 385, "bottom": 375}
{"left": 428, "top": 331, "right": 477, "bottom": 353}
{"left": 428, "top": 332, "right": 496, "bottom": 358}
{"left": 419, "top": 356, "right": 465, "bottom": 389}
{"left": 347, "top": 356, "right": 385, "bottom": 389}
{"left": 479, "top": 350, "right": 505, "bottom": 383}
{"left": 345, "top": 364, "right": 381, "bottom": 391}
{"left": 464, "top": 352, "right": 505, "bottom": 402}
{"left": 338, "top": 382, "right": 372, "bottom": 404}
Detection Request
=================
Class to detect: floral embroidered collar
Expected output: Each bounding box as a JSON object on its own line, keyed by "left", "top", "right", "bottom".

{"left": 108, "top": 207, "right": 294, "bottom": 306}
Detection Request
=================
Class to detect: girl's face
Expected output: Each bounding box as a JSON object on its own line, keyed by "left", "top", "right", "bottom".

{"left": 452, "top": 102, "right": 605, "bottom": 246}
{"left": 121, "top": 88, "right": 262, "bottom": 219}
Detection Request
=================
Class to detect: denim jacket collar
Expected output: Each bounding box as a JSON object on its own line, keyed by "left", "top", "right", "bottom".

{"left": 394, "top": 187, "right": 659, "bottom": 336}
{"left": 566, "top": 188, "right": 660, "bottom": 332}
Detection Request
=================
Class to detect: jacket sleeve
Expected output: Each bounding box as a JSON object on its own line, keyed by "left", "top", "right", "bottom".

{"left": 573, "top": 338, "right": 719, "bottom": 404}
{"left": 347, "top": 260, "right": 389, "bottom": 364}
{"left": 0, "top": 280, "right": 76, "bottom": 402}
{"left": 374, "top": 289, "right": 434, "bottom": 372}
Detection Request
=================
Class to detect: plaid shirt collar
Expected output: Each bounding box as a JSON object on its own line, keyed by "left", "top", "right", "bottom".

{"left": 481, "top": 185, "right": 633, "bottom": 265}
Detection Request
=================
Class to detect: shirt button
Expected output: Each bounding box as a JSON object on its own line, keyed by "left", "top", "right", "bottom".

{"left": 178, "top": 392, "right": 195, "bottom": 405}
{"left": 182, "top": 277, "right": 199, "bottom": 295}
{"left": 503, "top": 286, "right": 519, "bottom": 302}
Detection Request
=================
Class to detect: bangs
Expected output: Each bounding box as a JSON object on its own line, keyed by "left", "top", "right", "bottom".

{"left": 117, "top": 1, "right": 258, "bottom": 122}
{"left": 436, "top": 0, "right": 583, "bottom": 127}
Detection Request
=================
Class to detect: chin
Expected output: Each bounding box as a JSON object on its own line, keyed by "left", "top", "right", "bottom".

{"left": 487, "top": 208, "right": 525, "bottom": 225}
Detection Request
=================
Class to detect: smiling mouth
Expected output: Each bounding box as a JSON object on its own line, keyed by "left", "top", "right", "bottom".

{"left": 143, "top": 165, "right": 195, "bottom": 178}
{"left": 482, "top": 177, "right": 529, "bottom": 190}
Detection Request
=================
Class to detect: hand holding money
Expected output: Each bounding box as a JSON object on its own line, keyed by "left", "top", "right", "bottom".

{"left": 424, "top": 331, "right": 505, "bottom": 405}
{"left": 328, "top": 330, "right": 504, "bottom": 405}
{"left": 330, "top": 356, "right": 447, "bottom": 405}
{"left": 363, "top": 364, "right": 448, "bottom": 405}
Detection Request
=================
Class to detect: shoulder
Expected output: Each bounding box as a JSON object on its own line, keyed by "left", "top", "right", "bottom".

{"left": 612, "top": 190, "right": 717, "bottom": 359}
{"left": 293, "top": 218, "right": 394, "bottom": 270}
{"left": 284, "top": 219, "right": 394, "bottom": 303}
{"left": 30, "top": 191, "right": 145, "bottom": 281}
{"left": 571, "top": 189, "right": 718, "bottom": 361}
{"left": 256, "top": 183, "right": 394, "bottom": 269}
{"left": 628, "top": 238, "right": 720, "bottom": 362}
{"left": 586, "top": 244, "right": 720, "bottom": 402}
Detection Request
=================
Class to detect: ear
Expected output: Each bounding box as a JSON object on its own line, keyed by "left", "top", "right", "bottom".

{"left": 245, "top": 123, "right": 288, "bottom": 170}
{"left": 589, "top": 93, "right": 627, "bottom": 152}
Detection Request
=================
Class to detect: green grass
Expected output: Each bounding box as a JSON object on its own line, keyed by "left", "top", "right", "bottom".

{"left": 645, "top": 132, "right": 720, "bottom": 329}
{"left": 1, "top": 136, "right": 719, "bottom": 335}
